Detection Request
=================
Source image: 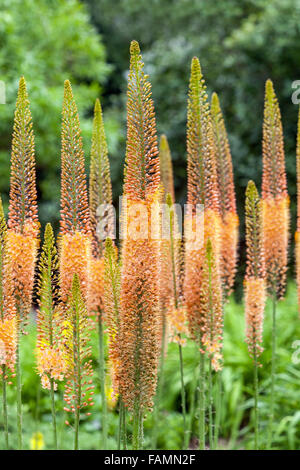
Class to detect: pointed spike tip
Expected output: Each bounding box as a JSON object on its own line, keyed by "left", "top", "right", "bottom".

{"left": 191, "top": 56, "right": 201, "bottom": 75}
{"left": 160, "top": 134, "right": 168, "bottom": 150}
{"left": 44, "top": 222, "right": 54, "bottom": 238}
{"left": 211, "top": 92, "right": 219, "bottom": 108}
{"left": 246, "top": 180, "right": 258, "bottom": 199}
{"left": 166, "top": 193, "right": 173, "bottom": 208}
{"left": 64, "top": 79, "right": 72, "bottom": 94}
{"left": 94, "top": 98, "right": 101, "bottom": 113}
{"left": 130, "top": 40, "right": 140, "bottom": 55}
{"left": 105, "top": 237, "right": 113, "bottom": 250}
{"left": 265, "top": 79, "right": 275, "bottom": 99}
{"left": 18, "top": 76, "right": 27, "bottom": 98}
{"left": 206, "top": 237, "right": 213, "bottom": 252}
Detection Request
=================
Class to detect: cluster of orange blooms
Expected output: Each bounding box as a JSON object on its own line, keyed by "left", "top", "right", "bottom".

{"left": 0, "top": 38, "right": 297, "bottom": 436}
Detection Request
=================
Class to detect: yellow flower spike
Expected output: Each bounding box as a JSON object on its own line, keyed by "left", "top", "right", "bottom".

{"left": 119, "top": 41, "right": 161, "bottom": 430}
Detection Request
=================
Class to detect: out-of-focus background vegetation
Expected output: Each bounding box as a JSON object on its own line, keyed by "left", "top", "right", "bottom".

{"left": 1, "top": 286, "right": 300, "bottom": 450}
{"left": 1, "top": 0, "right": 300, "bottom": 450}
{"left": 1, "top": 0, "right": 300, "bottom": 238}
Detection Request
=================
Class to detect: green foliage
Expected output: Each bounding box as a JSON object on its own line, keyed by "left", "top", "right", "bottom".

{"left": 0, "top": 0, "right": 114, "bottom": 227}
{"left": 1, "top": 283, "right": 300, "bottom": 449}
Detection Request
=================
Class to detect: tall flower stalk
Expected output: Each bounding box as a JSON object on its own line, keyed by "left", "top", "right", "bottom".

{"left": 6, "top": 76, "right": 39, "bottom": 449}
{"left": 89, "top": 98, "right": 113, "bottom": 449}
{"left": 211, "top": 92, "right": 239, "bottom": 298}
{"left": 151, "top": 135, "right": 181, "bottom": 449}
{"left": 36, "top": 223, "right": 65, "bottom": 449}
{"left": 0, "top": 198, "right": 17, "bottom": 449}
{"left": 59, "top": 80, "right": 93, "bottom": 449}
{"left": 63, "top": 275, "right": 94, "bottom": 450}
{"left": 210, "top": 91, "right": 238, "bottom": 446}
{"left": 262, "top": 80, "right": 289, "bottom": 448}
{"left": 60, "top": 79, "right": 91, "bottom": 306}
{"left": 120, "top": 40, "right": 161, "bottom": 450}
{"left": 184, "top": 57, "right": 222, "bottom": 450}
{"left": 244, "top": 181, "right": 265, "bottom": 450}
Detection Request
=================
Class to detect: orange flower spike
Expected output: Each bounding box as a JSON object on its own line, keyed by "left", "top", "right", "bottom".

{"left": 158, "top": 136, "right": 176, "bottom": 350}
{"left": 244, "top": 181, "right": 265, "bottom": 359}
{"left": 89, "top": 98, "right": 113, "bottom": 258}
{"left": 6, "top": 77, "right": 39, "bottom": 326}
{"left": 296, "top": 107, "right": 300, "bottom": 311}
{"left": 262, "top": 79, "right": 289, "bottom": 298}
{"left": 187, "top": 58, "right": 219, "bottom": 213}
{"left": 124, "top": 40, "right": 160, "bottom": 201}
{"left": 63, "top": 275, "right": 94, "bottom": 417}
{"left": 36, "top": 224, "right": 65, "bottom": 389}
{"left": 59, "top": 80, "right": 91, "bottom": 305}
{"left": 185, "top": 58, "right": 222, "bottom": 343}
{"left": 0, "top": 199, "right": 17, "bottom": 375}
{"left": 211, "top": 92, "right": 239, "bottom": 297}
{"left": 89, "top": 98, "right": 113, "bottom": 316}
{"left": 119, "top": 41, "right": 161, "bottom": 415}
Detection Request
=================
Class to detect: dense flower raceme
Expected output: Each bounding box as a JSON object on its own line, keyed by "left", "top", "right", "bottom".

{"left": 89, "top": 98, "right": 113, "bottom": 316}
{"left": 59, "top": 80, "right": 91, "bottom": 307}
{"left": 89, "top": 98, "right": 113, "bottom": 258}
{"left": 0, "top": 199, "right": 17, "bottom": 377}
{"left": 245, "top": 181, "right": 265, "bottom": 359}
{"left": 159, "top": 136, "right": 185, "bottom": 348}
{"left": 184, "top": 57, "right": 222, "bottom": 354}
{"left": 211, "top": 92, "right": 239, "bottom": 298}
{"left": 262, "top": 79, "right": 289, "bottom": 299}
{"left": 119, "top": 40, "right": 161, "bottom": 412}
{"left": 6, "top": 76, "right": 39, "bottom": 326}
{"left": 36, "top": 224, "right": 66, "bottom": 390}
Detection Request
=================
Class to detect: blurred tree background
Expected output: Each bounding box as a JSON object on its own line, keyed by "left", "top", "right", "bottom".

{"left": 1, "top": 0, "right": 300, "bottom": 281}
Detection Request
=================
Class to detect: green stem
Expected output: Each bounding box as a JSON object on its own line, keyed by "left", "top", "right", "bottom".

{"left": 98, "top": 312, "right": 108, "bottom": 449}
{"left": 178, "top": 340, "right": 188, "bottom": 449}
{"left": 118, "top": 400, "right": 122, "bottom": 450}
{"left": 188, "top": 355, "right": 199, "bottom": 444}
{"left": 132, "top": 399, "right": 141, "bottom": 450}
{"left": 208, "top": 359, "right": 213, "bottom": 449}
{"left": 74, "top": 406, "right": 80, "bottom": 450}
{"left": 50, "top": 378, "right": 58, "bottom": 449}
{"left": 198, "top": 347, "right": 206, "bottom": 450}
{"left": 122, "top": 399, "right": 127, "bottom": 450}
{"left": 16, "top": 329, "right": 23, "bottom": 450}
{"left": 2, "top": 366, "right": 9, "bottom": 449}
{"left": 213, "top": 371, "right": 222, "bottom": 449}
{"left": 254, "top": 348, "right": 259, "bottom": 450}
{"left": 267, "top": 288, "right": 276, "bottom": 449}
{"left": 118, "top": 398, "right": 127, "bottom": 450}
